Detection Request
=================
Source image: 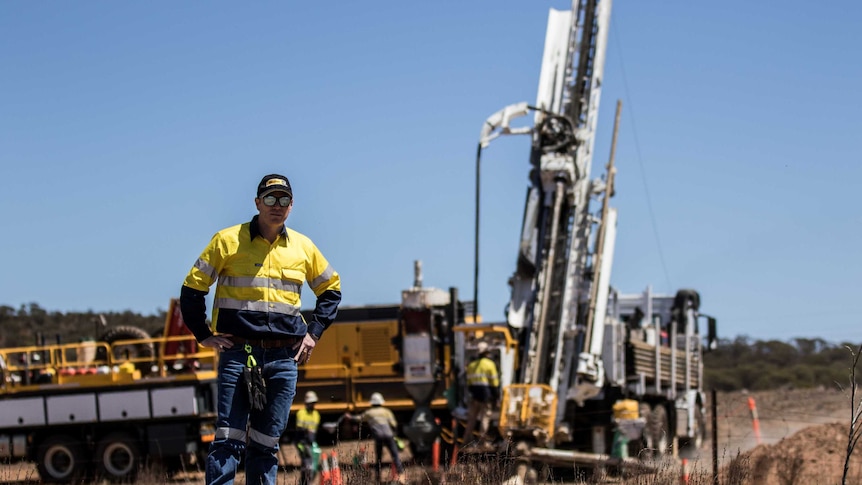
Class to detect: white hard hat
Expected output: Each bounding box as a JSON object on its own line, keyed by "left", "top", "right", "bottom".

{"left": 304, "top": 391, "right": 319, "bottom": 404}
{"left": 476, "top": 342, "right": 489, "bottom": 354}
{"left": 370, "top": 392, "right": 385, "bottom": 406}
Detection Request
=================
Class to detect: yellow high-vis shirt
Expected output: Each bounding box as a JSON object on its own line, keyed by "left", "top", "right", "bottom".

{"left": 181, "top": 216, "right": 341, "bottom": 342}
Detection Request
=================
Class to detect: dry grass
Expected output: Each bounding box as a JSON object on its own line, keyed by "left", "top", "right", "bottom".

{"left": 1, "top": 387, "right": 859, "bottom": 484}
{"left": 0, "top": 448, "right": 840, "bottom": 485}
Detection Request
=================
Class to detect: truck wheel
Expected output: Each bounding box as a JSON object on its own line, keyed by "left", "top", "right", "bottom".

{"left": 95, "top": 432, "right": 141, "bottom": 482}
{"left": 36, "top": 435, "right": 87, "bottom": 483}
{"left": 679, "top": 406, "right": 706, "bottom": 457}
{"left": 649, "top": 405, "right": 670, "bottom": 457}
{"left": 629, "top": 402, "right": 651, "bottom": 460}
{"left": 96, "top": 325, "right": 155, "bottom": 371}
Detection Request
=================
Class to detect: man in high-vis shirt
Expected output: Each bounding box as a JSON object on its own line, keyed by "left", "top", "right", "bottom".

{"left": 460, "top": 341, "right": 499, "bottom": 447}
{"left": 295, "top": 391, "right": 321, "bottom": 485}
{"left": 347, "top": 392, "right": 406, "bottom": 484}
{"left": 180, "top": 173, "right": 341, "bottom": 485}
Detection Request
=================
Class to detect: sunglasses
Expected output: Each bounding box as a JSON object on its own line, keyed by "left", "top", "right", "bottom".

{"left": 262, "top": 195, "right": 292, "bottom": 207}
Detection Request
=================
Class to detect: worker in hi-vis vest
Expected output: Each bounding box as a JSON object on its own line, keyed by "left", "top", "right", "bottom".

{"left": 461, "top": 341, "right": 499, "bottom": 447}
{"left": 347, "top": 392, "right": 406, "bottom": 484}
{"left": 295, "top": 391, "right": 321, "bottom": 485}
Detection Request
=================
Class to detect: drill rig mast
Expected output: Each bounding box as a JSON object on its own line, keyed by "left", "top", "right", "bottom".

{"left": 479, "top": 0, "right": 615, "bottom": 445}
{"left": 474, "top": 0, "right": 715, "bottom": 461}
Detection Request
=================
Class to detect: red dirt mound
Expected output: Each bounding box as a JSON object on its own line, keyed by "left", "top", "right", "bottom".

{"left": 723, "top": 422, "right": 862, "bottom": 485}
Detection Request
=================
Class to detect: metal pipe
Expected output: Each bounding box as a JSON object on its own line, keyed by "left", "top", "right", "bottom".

{"left": 583, "top": 99, "right": 621, "bottom": 348}
{"left": 413, "top": 260, "right": 423, "bottom": 289}
{"left": 473, "top": 143, "right": 482, "bottom": 324}
{"left": 530, "top": 179, "right": 567, "bottom": 384}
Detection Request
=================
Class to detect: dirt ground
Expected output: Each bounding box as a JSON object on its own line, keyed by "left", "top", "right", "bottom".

{"left": 698, "top": 387, "right": 860, "bottom": 485}
{"left": 0, "top": 388, "right": 858, "bottom": 484}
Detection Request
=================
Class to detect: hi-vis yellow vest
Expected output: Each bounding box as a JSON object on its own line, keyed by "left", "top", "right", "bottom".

{"left": 296, "top": 408, "right": 320, "bottom": 432}
{"left": 466, "top": 357, "right": 499, "bottom": 387}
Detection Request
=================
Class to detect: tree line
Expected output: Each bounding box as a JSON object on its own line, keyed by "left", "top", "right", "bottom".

{"left": 2, "top": 303, "right": 858, "bottom": 392}
{"left": 703, "top": 335, "right": 861, "bottom": 391}
{"left": 0, "top": 303, "right": 165, "bottom": 349}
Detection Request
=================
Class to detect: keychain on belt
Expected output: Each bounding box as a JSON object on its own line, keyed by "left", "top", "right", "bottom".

{"left": 243, "top": 343, "right": 268, "bottom": 410}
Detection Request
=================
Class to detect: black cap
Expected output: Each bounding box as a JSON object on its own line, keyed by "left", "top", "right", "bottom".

{"left": 257, "top": 174, "right": 292, "bottom": 198}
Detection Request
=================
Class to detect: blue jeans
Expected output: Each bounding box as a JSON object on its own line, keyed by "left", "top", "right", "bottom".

{"left": 374, "top": 436, "right": 403, "bottom": 481}
{"left": 206, "top": 345, "right": 298, "bottom": 485}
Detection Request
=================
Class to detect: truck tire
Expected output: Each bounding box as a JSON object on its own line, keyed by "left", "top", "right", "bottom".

{"left": 96, "top": 325, "right": 155, "bottom": 371}
{"left": 36, "top": 435, "right": 88, "bottom": 483}
{"left": 679, "top": 405, "right": 706, "bottom": 457}
{"left": 629, "top": 402, "right": 651, "bottom": 460}
{"left": 95, "top": 432, "right": 141, "bottom": 482}
{"left": 648, "top": 405, "right": 670, "bottom": 457}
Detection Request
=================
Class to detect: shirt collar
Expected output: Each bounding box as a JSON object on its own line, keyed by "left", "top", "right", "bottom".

{"left": 250, "top": 215, "right": 288, "bottom": 242}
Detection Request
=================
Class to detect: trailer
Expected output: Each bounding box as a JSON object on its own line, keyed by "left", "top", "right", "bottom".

{"left": 0, "top": 300, "right": 217, "bottom": 483}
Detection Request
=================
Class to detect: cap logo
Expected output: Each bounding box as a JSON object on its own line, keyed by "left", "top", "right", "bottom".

{"left": 266, "top": 178, "right": 287, "bottom": 187}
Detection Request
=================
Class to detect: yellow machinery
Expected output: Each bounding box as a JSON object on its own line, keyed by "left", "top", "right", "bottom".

{"left": 294, "top": 304, "right": 450, "bottom": 415}
{"left": 0, "top": 299, "right": 218, "bottom": 483}
{"left": 293, "top": 299, "right": 458, "bottom": 445}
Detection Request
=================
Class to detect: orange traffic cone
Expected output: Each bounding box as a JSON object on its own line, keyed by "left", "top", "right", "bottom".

{"left": 432, "top": 432, "right": 441, "bottom": 472}
{"left": 320, "top": 451, "right": 331, "bottom": 485}
{"left": 680, "top": 458, "right": 690, "bottom": 484}
{"left": 329, "top": 450, "right": 343, "bottom": 485}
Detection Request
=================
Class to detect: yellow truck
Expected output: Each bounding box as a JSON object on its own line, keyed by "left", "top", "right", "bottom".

{"left": 295, "top": 303, "right": 450, "bottom": 429}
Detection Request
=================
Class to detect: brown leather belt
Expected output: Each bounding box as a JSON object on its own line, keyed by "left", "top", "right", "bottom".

{"left": 229, "top": 336, "right": 300, "bottom": 349}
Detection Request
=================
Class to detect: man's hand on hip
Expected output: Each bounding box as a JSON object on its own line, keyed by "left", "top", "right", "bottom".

{"left": 202, "top": 334, "right": 234, "bottom": 351}
{"left": 294, "top": 334, "right": 317, "bottom": 365}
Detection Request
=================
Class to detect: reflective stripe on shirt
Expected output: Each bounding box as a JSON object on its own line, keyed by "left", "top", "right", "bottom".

{"left": 193, "top": 258, "right": 218, "bottom": 281}
{"left": 218, "top": 275, "right": 303, "bottom": 294}
{"left": 466, "top": 357, "right": 499, "bottom": 387}
{"left": 214, "top": 297, "right": 301, "bottom": 316}
{"left": 310, "top": 265, "right": 335, "bottom": 292}
{"left": 182, "top": 217, "right": 341, "bottom": 338}
{"left": 296, "top": 409, "right": 320, "bottom": 432}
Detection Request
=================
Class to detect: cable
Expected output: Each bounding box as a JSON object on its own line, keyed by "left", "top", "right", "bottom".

{"left": 610, "top": 16, "right": 674, "bottom": 292}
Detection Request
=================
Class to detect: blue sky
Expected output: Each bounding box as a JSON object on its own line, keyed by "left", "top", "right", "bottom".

{"left": 1, "top": 1, "right": 860, "bottom": 343}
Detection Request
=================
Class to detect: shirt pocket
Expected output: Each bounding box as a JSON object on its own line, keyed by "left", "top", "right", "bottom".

{"left": 281, "top": 268, "right": 305, "bottom": 284}
{"left": 279, "top": 268, "right": 305, "bottom": 304}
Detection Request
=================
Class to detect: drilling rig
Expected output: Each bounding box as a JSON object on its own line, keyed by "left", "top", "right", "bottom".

{"left": 443, "top": 0, "right": 718, "bottom": 466}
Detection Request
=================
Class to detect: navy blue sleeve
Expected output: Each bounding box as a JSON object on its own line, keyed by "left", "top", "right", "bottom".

{"left": 179, "top": 285, "right": 213, "bottom": 343}
{"left": 307, "top": 289, "right": 341, "bottom": 339}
